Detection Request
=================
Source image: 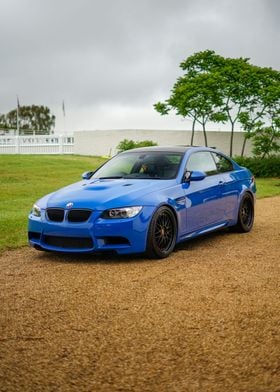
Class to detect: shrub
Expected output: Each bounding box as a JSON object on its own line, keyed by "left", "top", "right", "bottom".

{"left": 234, "top": 155, "right": 280, "bottom": 177}
{"left": 117, "top": 139, "right": 158, "bottom": 152}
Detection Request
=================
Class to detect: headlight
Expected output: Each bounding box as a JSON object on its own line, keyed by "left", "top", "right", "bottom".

{"left": 32, "top": 204, "right": 41, "bottom": 217}
{"left": 102, "top": 206, "right": 143, "bottom": 219}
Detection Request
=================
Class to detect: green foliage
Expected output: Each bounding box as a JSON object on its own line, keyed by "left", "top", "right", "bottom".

{"left": 154, "top": 50, "right": 280, "bottom": 157}
{"left": 238, "top": 67, "right": 280, "bottom": 157}
{"left": 251, "top": 126, "right": 280, "bottom": 158}
{"left": 155, "top": 53, "right": 226, "bottom": 147}
{"left": 154, "top": 102, "right": 170, "bottom": 115}
{"left": 0, "top": 105, "right": 55, "bottom": 134}
{"left": 234, "top": 155, "right": 280, "bottom": 177}
{"left": 0, "top": 155, "right": 107, "bottom": 251}
{"left": 117, "top": 139, "right": 158, "bottom": 152}
{"left": 117, "top": 139, "right": 136, "bottom": 152}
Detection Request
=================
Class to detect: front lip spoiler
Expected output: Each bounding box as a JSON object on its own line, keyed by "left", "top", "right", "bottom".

{"left": 29, "top": 238, "right": 95, "bottom": 253}
{"left": 33, "top": 244, "right": 44, "bottom": 251}
{"left": 29, "top": 238, "right": 132, "bottom": 254}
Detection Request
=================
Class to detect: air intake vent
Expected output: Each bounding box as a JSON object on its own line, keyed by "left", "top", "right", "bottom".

{"left": 28, "top": 231, "right": 41, "bottom": 240}
{"left": 43, "top": 235, "right": 93, "bottom": 249}
{"left": 68, "top": 209, "right": 92, "bottom": 223}
{"left": 103, "top": 236, "right": 130, "bottom": 245}
{"left": 46, "top": 208, "right": 64, "bottom": 222}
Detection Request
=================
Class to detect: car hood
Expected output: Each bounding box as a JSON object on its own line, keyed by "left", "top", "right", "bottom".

{"left": 41, "top": 178, "right": 175, "bottom": 210}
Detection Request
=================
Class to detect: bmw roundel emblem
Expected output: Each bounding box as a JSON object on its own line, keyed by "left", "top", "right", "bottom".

{"left": 66, "top": 202, "right": 74, "bottom": 209}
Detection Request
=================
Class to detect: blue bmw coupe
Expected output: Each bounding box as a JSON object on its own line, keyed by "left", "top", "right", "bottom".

{"left": 28, "top": 146, "right": 256, "bottom": 258}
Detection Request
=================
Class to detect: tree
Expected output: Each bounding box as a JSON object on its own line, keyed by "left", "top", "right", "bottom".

{"left": 215, "top": 59, "right": 261, "bottom": 156}
{"left": 154, "top": 50, "right": 280, "bottom": 157}
{"left": 178, "top": 51, "right": 270, "bottom": 156}
{"left": 0, "top": 114, "right": 9, "bottom": 131}
{"left": 239, "top": 66, "right": 280, "bottom": 156}
{"left": 251, "top": 126, "right": 280, "bottom": 158}
{"left": 154, "top": 55, "right": 225, "bottom": 146}
{"left": 0, "top": 105, "right": 55, "bottom": 135}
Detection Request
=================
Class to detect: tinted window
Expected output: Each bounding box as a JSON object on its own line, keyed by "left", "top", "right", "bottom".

{"left": 92, "top": 151, "right": 184, "bottom": 179}
{"left": 186, "top": 151, "right": 217, "bottom": 175}
{"left": 212, "top": 153, "right": 233, "bottom": 173}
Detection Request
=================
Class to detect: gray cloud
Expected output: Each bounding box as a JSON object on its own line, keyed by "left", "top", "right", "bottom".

{"left": 0, "top": 0, "right": 279, "bottom": 131}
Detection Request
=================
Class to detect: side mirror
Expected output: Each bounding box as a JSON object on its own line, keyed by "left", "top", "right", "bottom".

{"left": 82, "top": 171, "right": 94, "bottom": 180}
{"left": 184, "top": 170, "right": 206, "bottom": 182}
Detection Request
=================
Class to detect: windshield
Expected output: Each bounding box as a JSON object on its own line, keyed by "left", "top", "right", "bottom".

{"left": 92, "top": 151, "right": 184, "bottom": 180}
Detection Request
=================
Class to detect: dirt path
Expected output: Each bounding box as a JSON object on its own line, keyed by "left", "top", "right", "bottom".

{"left": 0, "top": 197, "right": 279, "bottom": 392}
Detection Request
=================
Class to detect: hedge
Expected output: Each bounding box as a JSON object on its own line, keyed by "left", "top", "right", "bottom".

{"left": 117, "top": 139, "right": 158, "bottom": 152}
{"left": 234, "top": 156, "right": 280, "bottom": 177}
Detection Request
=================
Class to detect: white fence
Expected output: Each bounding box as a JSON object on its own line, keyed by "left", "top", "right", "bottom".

{"left": 0, "top": 135, "right": 74, "bottom": 154}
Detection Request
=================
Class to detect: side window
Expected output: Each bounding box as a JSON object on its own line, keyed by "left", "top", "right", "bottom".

{"left": 212, "top": 153, "right": 233, "bottom": 173}
{"left": 186, "top": 151, "right": 217, "bottom": 176}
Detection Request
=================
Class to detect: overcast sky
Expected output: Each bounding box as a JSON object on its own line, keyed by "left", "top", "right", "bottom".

{"left": 0, "top": 0, "right": 279, "bottom": 132}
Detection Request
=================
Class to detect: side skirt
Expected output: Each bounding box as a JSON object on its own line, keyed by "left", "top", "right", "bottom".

{"left": 179, "top": 221, "right": 229, "bottom": 242}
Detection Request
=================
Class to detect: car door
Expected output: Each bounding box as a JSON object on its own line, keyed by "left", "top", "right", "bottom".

{"left": 183, "top": 151, "right": 225, "bottom": 233}
{"left": 211, "top": 152, "right": 239, "bottom": 221}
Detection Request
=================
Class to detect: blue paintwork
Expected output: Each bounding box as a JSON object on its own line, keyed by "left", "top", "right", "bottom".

{"left": 28, "top": 146, "right": 256, "bottom": 255}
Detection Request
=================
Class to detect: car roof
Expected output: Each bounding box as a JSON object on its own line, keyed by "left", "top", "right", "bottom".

{"left": 120, "top": 145, "right": 215, "bottom": 154}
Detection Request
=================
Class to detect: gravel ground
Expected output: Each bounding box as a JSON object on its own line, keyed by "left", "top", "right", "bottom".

{"left": 0, "top": 197, "right": 279, "bottom": 392}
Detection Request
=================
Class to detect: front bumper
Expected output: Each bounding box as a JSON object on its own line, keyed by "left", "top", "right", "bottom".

{"left": 28, "top": 207, "right": 155, "bottom": 254}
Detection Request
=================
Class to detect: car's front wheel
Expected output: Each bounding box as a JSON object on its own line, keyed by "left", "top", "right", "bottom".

{"left": 235, "top": 193, "right": 254, "bottom": 232}
{"left": 146, "top": 206, "right": 177, "bottom": 259}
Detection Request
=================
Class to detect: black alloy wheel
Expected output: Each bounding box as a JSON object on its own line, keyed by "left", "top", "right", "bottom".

{"left": 146, "top": 206, "right": 177, "bottom": 258}
{"left": 236, "top": 193, "right": 254, "bottom": 232}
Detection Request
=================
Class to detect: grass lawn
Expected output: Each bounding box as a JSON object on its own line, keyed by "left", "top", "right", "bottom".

{"left": 255, "top": 177, "right": 280, "bottom": 198}
{"left": 0, "top": 154, "right": 279, "bottom": 251}
{"left": 0, "top": 155, "right": 107, "bottom": 251}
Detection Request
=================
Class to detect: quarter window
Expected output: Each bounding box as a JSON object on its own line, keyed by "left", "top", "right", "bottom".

{"left": 212, "top": 153, "right": 233, "bottom": 173}
{"left": 186, "top": 151, "right": 217, "bottom": 175}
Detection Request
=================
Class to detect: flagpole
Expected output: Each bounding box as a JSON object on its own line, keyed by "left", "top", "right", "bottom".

{"left": 62, "top": 100, "right": 66, "bottom": 133}
{"left": 16, "top": 96, "right": 20, "bottom": 153}
{"left": 16, "top": 96, "right": 20, "bottom": 136}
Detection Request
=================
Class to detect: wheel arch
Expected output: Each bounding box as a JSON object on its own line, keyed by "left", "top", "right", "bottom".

{"left": 238, "top": 189, "right": 255, "bottom": 204}
{"left": 157, "top": 203, "right": 179, "bottom": 231}
{"left": 229, "top": 189, "right": 255, "bottom": 233}
{"left": 145, "top": 203, "right": 179, "bottom": 258}
{"left": 160, "top": 203, "right": 180, "bottom": 242}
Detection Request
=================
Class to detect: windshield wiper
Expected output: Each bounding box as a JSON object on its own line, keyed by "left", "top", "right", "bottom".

{"left": 125, "top": 174, "right": 162, "bottom": 179}
{"left": 98, "top": 176, "right": 124, "bottom": 179}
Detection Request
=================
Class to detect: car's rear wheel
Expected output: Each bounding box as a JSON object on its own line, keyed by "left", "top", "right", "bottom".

{"left": 235, "top": 193, "right": 254, "bottom": 232}
{"left": 146, "top": 206, "right": 177, "bottom": 259}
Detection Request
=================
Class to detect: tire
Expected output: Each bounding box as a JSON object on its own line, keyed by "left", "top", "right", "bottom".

{"left": 146, "top": 206, "right": 177, "bottom": 259}
{"left": 235, "top": 193, "right": 254, "bottom": 232}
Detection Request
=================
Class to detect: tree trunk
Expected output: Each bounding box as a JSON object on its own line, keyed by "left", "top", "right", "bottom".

{"left": 190, "top": 119, "right": 196, "bottom": 145}
{"left": 229, "top": 122, "right": 234, "bottom": 157}
{"left": 202, "top": 123, "right": 208, "bottom": 147}
{"left": 241, "top": 135, "right": 247, "bottom": 157}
